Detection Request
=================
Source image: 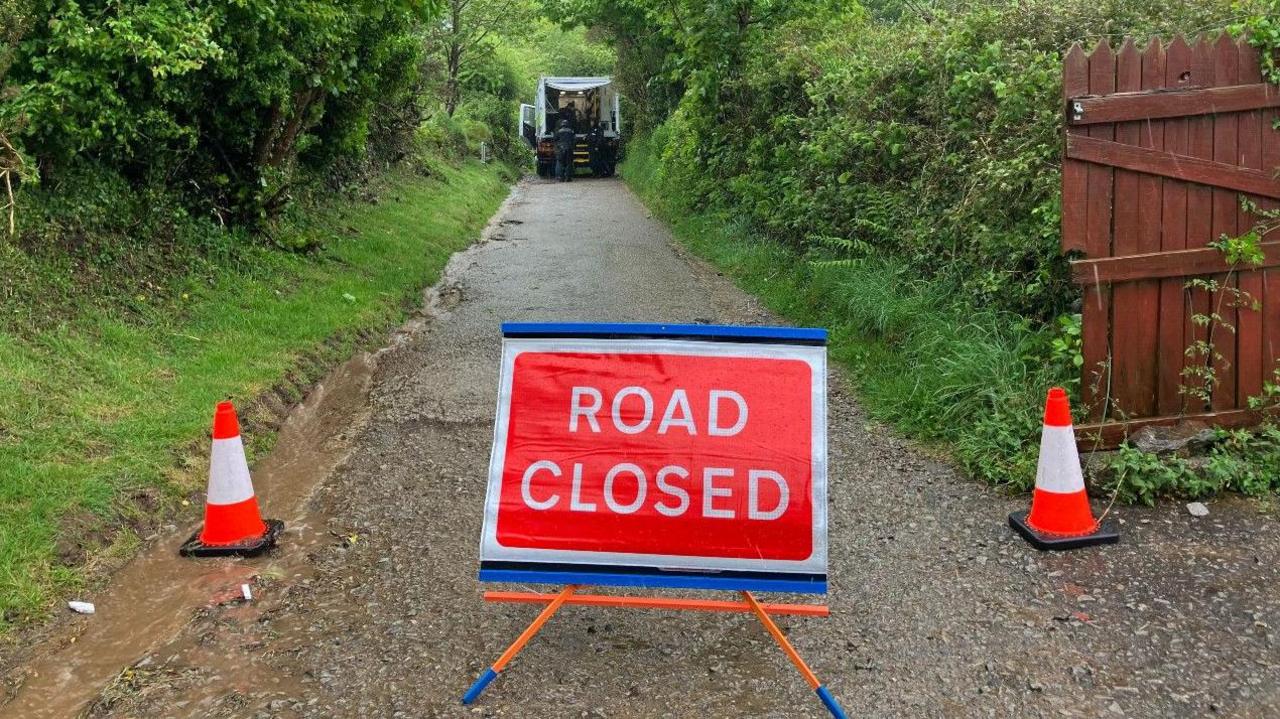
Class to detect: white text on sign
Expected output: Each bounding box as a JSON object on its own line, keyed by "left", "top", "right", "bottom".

{"left": 519, "top": 386, "right": 787, "bottom": 520}
{"left": 568, "top": 386, "right": 748, "bottom": 436}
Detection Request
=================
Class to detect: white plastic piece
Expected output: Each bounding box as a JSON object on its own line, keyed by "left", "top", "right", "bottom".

{"left": 241, "top": 583, "right": 253, "bottom": 601}
{"left": 68, "top": 601, "right": 96, "bottom": 615}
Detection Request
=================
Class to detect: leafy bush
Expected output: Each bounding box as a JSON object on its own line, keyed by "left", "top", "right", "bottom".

{"left": 1234, "top": 0, "right": 1280, "bottom": 84}
{"left": 1098, "top": 445, "right": 1200, "bottom": 506}
{"left": 1101, "top": 425, "right": 1280, "bottom": 504}
{"left": 634, "top": 0, "right": 1240, "bottom": 320}
{"left": 1, "top": 0, "right": 33, "bottom": 81}
{"left": 615, "top": 0, "right": 1280, "bottom": 498}
{"left": 416, "top": 113, "right": 471, "bottom": 162}
{"left": 455, "top": 48, "right": 523, "bottom": 162}
{"left": 628, "top": 131, "right": 1059, "bottom": 490}
{"left": 3, "top": 0, "right": 441, "bottom": 223}
{"left": 1200, "top": 425, "right": 1280, "bottom": 496}
{"left": 0, "top": 161, "right": 258, "bottom": 329}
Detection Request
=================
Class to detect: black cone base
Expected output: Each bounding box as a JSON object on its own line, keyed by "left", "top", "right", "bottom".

{"left": 1008, "top": 511, "right": 1118, "bottom": 551}
{"left": 180, "top": 519, "right": 284, "bottom": 558}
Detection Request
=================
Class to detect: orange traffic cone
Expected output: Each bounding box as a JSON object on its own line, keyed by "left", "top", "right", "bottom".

{"left": 180, "top": 402, "right": 283, "bottom": 557}
{"left": 1008, "top": 387, "right": 1118, "bottom": 551}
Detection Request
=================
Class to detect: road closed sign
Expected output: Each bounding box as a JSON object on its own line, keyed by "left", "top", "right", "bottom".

{"left": 478, "top": 323, "right": 828, "bottom": 593}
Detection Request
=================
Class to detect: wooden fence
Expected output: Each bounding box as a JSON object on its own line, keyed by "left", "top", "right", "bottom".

{"left": 1061, "top": 35, "right": 1280, "bottom": 447}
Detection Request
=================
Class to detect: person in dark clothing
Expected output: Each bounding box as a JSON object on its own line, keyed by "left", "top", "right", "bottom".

{"left": 560, "top": 101, "right": 579, "bottom": 133}
{"left": 586, "top": 124, "right": 603, "bottom": 176}
{"left": 554, "top": 120, "right": 576, "bottom": 182}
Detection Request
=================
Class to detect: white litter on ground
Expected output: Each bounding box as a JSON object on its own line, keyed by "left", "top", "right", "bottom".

{"left": 68, "top": 601, "right": 95, "bottom": 615}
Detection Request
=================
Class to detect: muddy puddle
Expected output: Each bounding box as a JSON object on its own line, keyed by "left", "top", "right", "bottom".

{"left": 2, "top": 353, "right": 377, "bottom": 718}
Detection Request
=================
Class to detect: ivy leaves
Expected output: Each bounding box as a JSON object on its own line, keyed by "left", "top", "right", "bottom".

{"left": 1233, "top": 0, "right": 1280, "bottom": 85}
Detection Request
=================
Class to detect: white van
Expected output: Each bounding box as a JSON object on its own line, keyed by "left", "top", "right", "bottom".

{"left": 520, "top": 76, "right": 621, "bottom": 178}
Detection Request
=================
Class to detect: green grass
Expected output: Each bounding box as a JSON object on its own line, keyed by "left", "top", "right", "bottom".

{"left": 622, "top": 134, "right": 1066, "bottom": 494}
{"left": 0, "top": 160, "right": 511, "bottom": 625}
{"left": 626, "top": 133, "right": 1280, "bottom": 508}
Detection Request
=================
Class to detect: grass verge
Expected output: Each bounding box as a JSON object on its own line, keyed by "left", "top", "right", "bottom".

{"left": 0, "top": 160, "right": 512, "bottom": 626}
{"left": 622, "top": 134, "right": 1067, "bottom": 493}
{"left": 625, "top": 133, "right": 1280, "bottom": 508}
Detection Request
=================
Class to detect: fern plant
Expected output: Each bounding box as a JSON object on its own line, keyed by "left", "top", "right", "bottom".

{"left": 807, "top": 233, "right": 873, "bottom": 268}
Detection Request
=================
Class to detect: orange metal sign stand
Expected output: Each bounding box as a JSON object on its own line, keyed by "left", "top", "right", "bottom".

{"left": 461, "top": 585, "right": 848, "bottom": 717}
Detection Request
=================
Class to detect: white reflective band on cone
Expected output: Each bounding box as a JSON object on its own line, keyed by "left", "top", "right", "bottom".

{"left": 1035, "top": 424, "right": 1086, "bottom": 494}
{"left": 208, "top": 436, "right": 256, "bottom": 505}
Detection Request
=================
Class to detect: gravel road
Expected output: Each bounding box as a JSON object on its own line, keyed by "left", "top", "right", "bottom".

{"left": 12, "top": 177, "right": 1279, "bottom": 718}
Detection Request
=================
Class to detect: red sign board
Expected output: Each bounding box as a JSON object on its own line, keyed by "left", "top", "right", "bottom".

{"left": 479, "top": 326, "right": 828, "bottom": 592}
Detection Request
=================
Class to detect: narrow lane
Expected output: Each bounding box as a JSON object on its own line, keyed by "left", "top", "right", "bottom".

{"left": 8, "top": 177, "right": 1277, "bottom": 718}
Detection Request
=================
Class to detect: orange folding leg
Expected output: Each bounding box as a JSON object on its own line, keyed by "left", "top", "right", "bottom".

{"left": 461, "top": 584, "right": 578, "bottom": 704}
{"left": 741, "top": 591, "right": 847, "bottom": 718}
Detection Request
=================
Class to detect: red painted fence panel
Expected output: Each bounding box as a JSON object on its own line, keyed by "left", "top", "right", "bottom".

{"left": 1064, "top": 35, "right": 1280, "bottom": 447}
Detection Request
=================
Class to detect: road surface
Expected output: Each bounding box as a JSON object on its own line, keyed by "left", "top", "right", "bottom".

{"left": 5, "top": 177, "right": 1278, "bottom": 718}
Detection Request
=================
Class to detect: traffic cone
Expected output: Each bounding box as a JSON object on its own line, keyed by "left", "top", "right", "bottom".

{"left": 1008, "top": 387, "right": 1119, "bottom": 551}
{"left": 180, "top": 402, "right": 283, "bottom": 557}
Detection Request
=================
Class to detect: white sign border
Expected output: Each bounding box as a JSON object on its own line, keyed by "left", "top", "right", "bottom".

{"left": 478, "top": 336, "right": 828, "bottom": 575}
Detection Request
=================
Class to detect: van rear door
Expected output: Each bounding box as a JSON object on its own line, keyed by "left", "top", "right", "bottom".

{"left": 519, "top": 104, "right": 536, "bottom": 148}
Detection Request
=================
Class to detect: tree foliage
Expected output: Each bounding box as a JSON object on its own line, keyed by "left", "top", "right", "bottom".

{"left": 1, "top": 0, "right": 33, "bottom": 82}
{"left": 433, "top": 0, "right": 539, "bottom": 115}
{"left": 0, "top": 0, "right": 617, "bottom": 242}
{"left": 1234, "top": 0, "right": 1280, "bottom": 84}
{"left": 0, "top": 0, "right": 35, "bottom": 238}
{"left": 3, "top": 0, "right": 444, "bottom": 223}
{"left": 437, "top": 15, "right": 613, "bottom": 164}
{"left": 590, "top": 0, "right": 1243, "bottom": 319}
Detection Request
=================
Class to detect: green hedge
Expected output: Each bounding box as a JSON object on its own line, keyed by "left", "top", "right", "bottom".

{"left": 3, "top": 0, "right": 444, "bottom": 222}
{"left": 640, "top": 0, "right": 1241, "bottom": 320}
{"left": 615, "top": 0, "right": 1280, "bottom": 499}
{"left": 626, "top": 133, "right": 1054, "bottom": 492}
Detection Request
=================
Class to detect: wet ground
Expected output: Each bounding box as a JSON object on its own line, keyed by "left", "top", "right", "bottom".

{"left": 3, "top": 177, "right": 1278, "bottom": 718}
